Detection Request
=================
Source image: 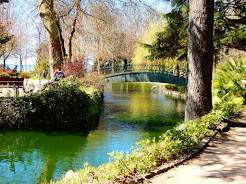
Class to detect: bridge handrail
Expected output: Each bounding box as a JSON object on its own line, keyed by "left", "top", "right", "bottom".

{"left": 95, "top": 64, "right": 186, "bottom": 77}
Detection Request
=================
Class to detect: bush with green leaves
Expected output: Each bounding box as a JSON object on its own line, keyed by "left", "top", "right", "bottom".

{"left": 0, "top": 72, "right": 11, "bottom": 78}
{"left": 0, "top": 80, "right": 102, "bottom": 130}
{"left": 19, "top": 72, "right": 33, "bottom": 79}
{"left": 164, "top": 84, "right": 185, "bottom": 94}
{"left": 213, "top": 57, "right": 246, "bottom": 105}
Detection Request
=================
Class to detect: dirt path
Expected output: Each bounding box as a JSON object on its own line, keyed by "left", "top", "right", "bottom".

{"left": 148, "top": 111, "right": 246, "bottom": 184}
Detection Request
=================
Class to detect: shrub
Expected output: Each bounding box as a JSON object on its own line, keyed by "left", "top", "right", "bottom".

{"left": 0, "top": 80, "right": 102, "bottom": 130}
{"left": 19, "top": 72, "right": 33, "bottom": 79}
{"left": 0, "top": 72, "right": 11, "bottom": 78}
{"left": 62, "top": 57, "right": 87, "bottom": 78}
{"left": 164, "top": 84, "right": 185, "bottom": 94}
{"left": 34, "top": 58, "right": 50, "bottom": 78}
{"left": 213, "top": 57, "right": 246, "bottom": 103}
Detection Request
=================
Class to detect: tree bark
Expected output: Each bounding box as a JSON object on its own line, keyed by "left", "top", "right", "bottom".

{"left": 68, "top": 0, "right": 80, "bottom": 61}
{"left": 185, "top": 0, "right": 214, "bottom": 122}
{"left": 37, "top": 0, "right": 65, "bottom": 76}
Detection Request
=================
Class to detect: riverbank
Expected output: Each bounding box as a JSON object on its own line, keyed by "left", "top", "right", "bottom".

{"left": 149, "top": 108, "right": 246, "bottom": 184}
{"left": 163, "top": 90, "right": 185, "bottom": 99}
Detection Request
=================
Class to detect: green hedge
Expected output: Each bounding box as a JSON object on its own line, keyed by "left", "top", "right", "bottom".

{"left": 0, "top": 81, "right": 102, "bottom": 130}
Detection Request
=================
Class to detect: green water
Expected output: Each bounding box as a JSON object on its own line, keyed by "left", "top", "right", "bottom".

{"left": 0, "top": 82, "right": 185, "bottom": 183}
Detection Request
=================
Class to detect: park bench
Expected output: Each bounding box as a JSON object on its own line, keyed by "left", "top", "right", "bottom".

{"left": 0, "top": 77, "right": 24, "bottom": 96}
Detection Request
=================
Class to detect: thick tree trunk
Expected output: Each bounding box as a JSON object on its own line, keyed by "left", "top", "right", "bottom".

{"left": 37, "top": 0, "right": 65, "bottom": 76}
{"left": 185, "top": 0, "right": 214, "bottom": 122}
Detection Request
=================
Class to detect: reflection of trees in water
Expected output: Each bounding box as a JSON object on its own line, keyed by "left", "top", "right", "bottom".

{"left": 105, "top": 82, "right": 185, "bottom": 137}
{"left": 0, "top": 120, "right": 100, "bottom": 183}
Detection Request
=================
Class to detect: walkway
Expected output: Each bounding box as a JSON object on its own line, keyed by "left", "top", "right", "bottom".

{"left": 148, "top": 110, "right": 246, "bottom": 184}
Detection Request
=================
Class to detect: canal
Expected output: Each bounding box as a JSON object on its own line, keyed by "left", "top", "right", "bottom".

{"left": 0, "top": 82, "right": 185, "bottom": 183}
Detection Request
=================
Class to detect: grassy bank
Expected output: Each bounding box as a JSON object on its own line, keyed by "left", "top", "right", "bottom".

{"left": 164, "top": 84, "right": 185, "bottom": 94}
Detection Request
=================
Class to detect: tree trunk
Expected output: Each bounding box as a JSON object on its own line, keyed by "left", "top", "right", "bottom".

{"left": 37, "top": 0, "right": 65, "bottom": 76}
{"left": 68, "top": 0, "right": 80, "bottom": 61}
{"left": 185, "top": 0, "right": 214, "bottom": 122}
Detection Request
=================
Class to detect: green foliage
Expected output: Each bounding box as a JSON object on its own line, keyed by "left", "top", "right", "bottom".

{"left": 0, "top": 80, "right": 102, "bottom": 130}
{"left": 213, "top": 57, "right": 246, "bottom": 105}
{"left": 142, "top": 0, "right": 245, "bottom": 65}
{"left": 34, "top": 58, "right": 50, "bottom": 78}
{"left": 19, "top": 72, "right": 33, "bottom": 79}
{"left": 132, "top": 22, "right": 166, "bottom": 65}
{"left": 164, "top": 84, "right": 185, "bottom": 94}
{"left": 143, "top": 10, "right": 188, "bottom": 62}
{"left": 0, "top": 72, "right": 11, "bottom": 77}
{"left": 214, "top": 0, "right": 246, "bottom": 51}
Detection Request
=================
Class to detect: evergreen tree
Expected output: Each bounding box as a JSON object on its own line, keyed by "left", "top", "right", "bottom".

{"left": 145, "top": 0, "right": 245, "bottom": 62}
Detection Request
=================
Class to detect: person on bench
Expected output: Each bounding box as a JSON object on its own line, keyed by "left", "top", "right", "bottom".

{"left": 52, "top": 67, "right": 65, "bottom": 82}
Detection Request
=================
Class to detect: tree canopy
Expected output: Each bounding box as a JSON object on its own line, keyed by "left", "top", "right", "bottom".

{"left": 144, "top": 0, "right": 245, "bottom": 63}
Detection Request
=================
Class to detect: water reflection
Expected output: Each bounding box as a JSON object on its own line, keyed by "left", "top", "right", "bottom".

{"left": 0, "top": 82, "right": 185, "bottom": 183}
{"left": 0, "top": 130, "right": 90, "bottom": 183}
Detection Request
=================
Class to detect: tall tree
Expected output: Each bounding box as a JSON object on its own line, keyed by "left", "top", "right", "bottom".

{"left": 185, "top": 0, "right": 214, "bottom": 121}
{"left": 37, "top": 0, "right": 65, "bottom": 76}
{"left": 0, "top": 0, "right": 10, "bottom": 44}
{"left": 145, "top": 0, "right": 245, "bottom": 63}
{"left": 0, "top": 2, "right": 16, "bottom": 70}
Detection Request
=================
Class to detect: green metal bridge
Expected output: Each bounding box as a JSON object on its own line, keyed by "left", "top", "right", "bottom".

{"left": 98, "top": 64, "right": 186, "bottom": 87}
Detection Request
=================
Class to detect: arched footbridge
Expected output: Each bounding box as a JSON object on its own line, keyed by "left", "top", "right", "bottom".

{"left": 99, "top": 64, "right": 186, "bottom": 86}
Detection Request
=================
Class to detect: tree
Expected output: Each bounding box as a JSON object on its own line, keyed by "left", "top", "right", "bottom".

{"left": 214, "top": 0, "right": 246, "bottom": 52}
{"left": 132, "top": 21, "right": 166, "bottom": 65}
{"left": 0, "top": 0, "right": 10, "bottom": 45}
{"left": 185, "top": 0, "right": 214, "bottom": 121}
{"left": 37, "top": 0, "right": 66, "bottom": 76}
{"left": 0, "top": 2, "right": 16, "bottom": 70}
{"left": 145, "top": 0, "right": 245, "bottom": 63}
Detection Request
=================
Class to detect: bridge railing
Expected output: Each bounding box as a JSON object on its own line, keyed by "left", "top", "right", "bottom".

{"left": 96, "top": 64, "right": 186, "bottom": 77}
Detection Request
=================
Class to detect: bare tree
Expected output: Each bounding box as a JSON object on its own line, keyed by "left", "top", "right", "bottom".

{"left": 37, "top": 0, "right": 65, "bottom": 76}
{"left": 37, "top": 0, "right": 160, "bottom": 75}
{"left": 0, "top": 2, "right": 16, "bottom": 70}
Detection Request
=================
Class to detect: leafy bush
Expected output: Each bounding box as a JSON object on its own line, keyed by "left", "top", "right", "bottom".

{"left": 19, "top": 72, "right": 33, "bottom": 79}
{"left": 0, "top": 72, "right": 11, "bottom": 78}
{"left": 62, "top": 57, "right": 87, "bottom": 78}
{"left": 164, "top": 84, "right": 185, "bottom": 94}
{"left": 34, "top": 58, "right": 50, "bottom": 78}
{"left": 0, "top": 81, "right": 102, "bottom": 130}
{"left": 213, "top": 57, "right": 246, "bottom": 105}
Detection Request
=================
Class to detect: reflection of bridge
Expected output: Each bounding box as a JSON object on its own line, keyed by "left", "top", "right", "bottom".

{"left": 100, "top": 65, "right": 186, "bottom": 86}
